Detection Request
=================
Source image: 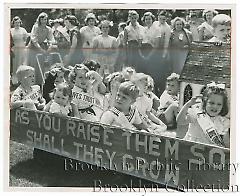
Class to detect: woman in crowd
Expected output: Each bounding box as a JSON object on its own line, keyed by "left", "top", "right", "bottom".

{"left": 10, "top": 16, "right": 29, "bottom": 84}
{"left": 64, "top": 15, "right": 83, "bottom": 66}
{"left": 92, "top": 20, "right": 118, "bottom": 76}
{"left": 28, "top": 12, "right": 55, "bottom": 85}
{"left": 139, "top": 11, "right": 157, "bottom": 73}
{"left": 169, "top": 17, "right": 193, "bottom": 75}
{"left": 198, "top": 9, "right": 218, "bottom": 41}
{"left": 123, "top": 10, "right": 144, "bottom": 71}
{"left": 80, "top": 13, "right": 101, "bottom": 61}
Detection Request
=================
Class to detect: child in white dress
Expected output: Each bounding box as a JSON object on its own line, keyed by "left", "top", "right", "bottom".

{"left": 49, "top": 83, "right": 78, "bottom": 117}
{"left": 69, "top": 64, "right": 105, "bottom": 121}
{"left": 177, "top": 82, "right": 230, "bottom": 147}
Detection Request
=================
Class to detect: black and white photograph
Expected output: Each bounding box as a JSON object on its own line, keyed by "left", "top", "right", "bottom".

{"left": 4, "top": 1, "right": 237, "bottom": 193}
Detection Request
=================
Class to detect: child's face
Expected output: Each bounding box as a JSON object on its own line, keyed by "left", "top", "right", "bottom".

{"left": 75, "top": 70, "right": 90, "bottom": 90}
{"left": 205, "top": 94, "right": 223, "bottom": 117}
{"left": 21, "top": 70, "right": 35, "bottom": 87}
{"left": 166, "top": 80, "right": 179, "bottom": 95}
{"left": 115, "top": 90, "right": 134, "bottom": 111}
{"left": 54, "top": 89, "right": 69, "bottom": 106}
{"left": 136, "top": 77, "right": 148, "bottom": 92}
{"left": 55, "top": 72, "right": 65, "bottom": 85}
{"left": 214, "top": 24, "right": 231, "bottom": 42}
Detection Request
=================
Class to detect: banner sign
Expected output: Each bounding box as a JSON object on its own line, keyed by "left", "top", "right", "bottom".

{"left": 10, "top": 108, "right": 230, "bottom": 189}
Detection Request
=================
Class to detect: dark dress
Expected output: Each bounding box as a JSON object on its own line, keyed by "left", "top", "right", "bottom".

{"left": 67, "top": 26, "right": 83, "bottom": 66}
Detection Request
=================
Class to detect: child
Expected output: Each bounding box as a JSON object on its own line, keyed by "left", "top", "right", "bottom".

{"left": 70, "top": 64, "right": 105, "bottom": 121}
{"left": 157, "top": 73, "right": 179, "bottom": 129}
{"left": 121, "top": 66, "right": 136, "bottom": 81}
{"left": 48, "top": 83, "right": 78, "bottom": 117}
{"left": 100, "top": 81, "right": 148, "bottom": 131}
{"left": 177, "top": 82, "right": 230, "bottom": 147}
{"left": 103, "top": 72, "right": 125, "bottom": 111}
{"left": 131, "top": 73, "right": 167, "bottom": 135}
{"left": 11, "top": 65, "right": 45, "bottom": 110}
{"left": 208, "top": 14, "right": 231, "bottom": 43}
{"left": 43, "top": 63, "right": 69, "bottom": 103}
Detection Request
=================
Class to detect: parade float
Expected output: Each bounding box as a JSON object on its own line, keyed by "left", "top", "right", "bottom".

{"left": 10, "top": 42, "right": 232, "bottom": 190}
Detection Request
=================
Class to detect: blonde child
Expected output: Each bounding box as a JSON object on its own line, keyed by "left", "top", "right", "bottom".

{"left": 177, "top": 82, "right": 230, "bottom": 147}
{"left": 100, "top": 81, "right": 148, "bottom": 131}
{"left": 11, "top": 65, "right": 45, "bottom": 110}
{"left": 121, "top": 66, "right": 136, "bottom": 81}
{"left": 69, "top": 64, "right": 105, "bottom": 121}
{"left": 49, "top": 83, "right": 78, "bottom": 117}
{"left": 157, "top": 73, "right": 179, "bottom": 129}
{"left": 208, "top": 14, "right": 231, "bottom": 43}
{"left": 131, "top": 73, "right": 167, "bottom": 135}
{"left": 103, "top": 72, "right": 125, "bottom": 111}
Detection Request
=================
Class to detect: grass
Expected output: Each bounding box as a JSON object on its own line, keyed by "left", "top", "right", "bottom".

{"left": 9, "top": 140, "right": 168, "bottom": 189}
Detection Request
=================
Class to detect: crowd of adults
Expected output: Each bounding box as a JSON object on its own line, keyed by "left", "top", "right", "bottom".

{"left": 10, "top": 9, "right": 226, "bottom": 96}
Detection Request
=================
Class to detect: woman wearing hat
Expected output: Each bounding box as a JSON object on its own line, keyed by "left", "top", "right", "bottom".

{"left": 80, "top": 13, "right": 101, "bottom": 61}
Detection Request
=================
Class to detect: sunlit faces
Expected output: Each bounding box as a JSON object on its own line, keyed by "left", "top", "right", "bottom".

{"left": 53, "top": 89, "right": 69, "bottom": 107}
{"left": 175, "top": 20, "right": 184, "bottom": 31}
{"left": 40, "top": 16, "right": 48, "bottom": 26}
{"left": 205, "top": 94, "right": 223, "bottom": 117}
{"left": 205, "top": 11, "right": 214, "bottom": 22}
{"left": 144, "top": 15, "right": 153, "bottom": 26}
{"left": 214, "top": 24, "right": 231, "bottom": 42}
{"left": 166, "top": 80, "right": 179, "bottom": 95}
{"left": 21, "top": 70, "right": 35, "bottom": 87}
{"left": 114, "top": 90, "right": 134, "bottom": 112}
{"left": 54, "top": 72, "right": 65, "bottom": 85}
{"left": 158, "top": 15, "right": 167, "bottom": 24}
{"left": 13, "top": 19, "right": 21, "bottom": 28}
{"left": 74, "top": 70, "right": 90, "bottom": 90}
{"left": 88, "top": 18, "right": 95, "bottom": 26}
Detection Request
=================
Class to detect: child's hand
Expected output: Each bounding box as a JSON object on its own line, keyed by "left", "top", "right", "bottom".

{"left": 188, "top": 95, "right": 202, "bottom": 106}
{"left": 36, "top": 102, "right": 45, "bottom": 110}
{"left": 86, "top": 71, "right": 102, "bottom": 82}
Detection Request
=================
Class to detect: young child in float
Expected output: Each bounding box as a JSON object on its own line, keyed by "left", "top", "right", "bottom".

{"left": 121, "top": 66, "right": 136, "bottom": 81}
{"left": 145, "top": 75, "right": 161, "bottom": 114}
{"left": 103, "top": 71, "right": 125, "bottom": 111}
{"left": 11, "top": 65, "right": 45, "bottom": 110}
{"left": 156, "top": 73, "right": 179, "bottom": 129}
{"left": 208, "top": 14, "right": 231, "bottom": 43}
{"left": 131, "top": 73, "right": 168, "bottom": 135}
{"left": 100, "top": 81, "right": 149, "bottom": 132}
{"left": 42, "top": 63, "right": 69, "bottom": 103}
{"left": 176, "top": 82, "right": 230, "bottom": 148}
{"left": 69, "top": 64, "right": 105, "bottom": 121}
{"left": 48, "top": 83, "right": 78, "bottom": 117}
